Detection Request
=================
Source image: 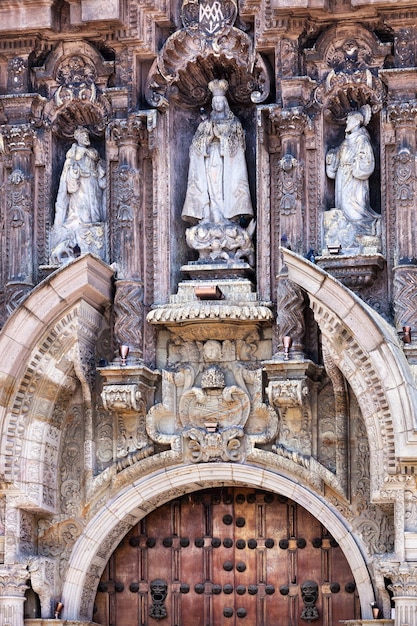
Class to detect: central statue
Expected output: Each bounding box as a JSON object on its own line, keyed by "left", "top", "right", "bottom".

{"left": 182, "top": 79, "right": 255, "bottom": 266}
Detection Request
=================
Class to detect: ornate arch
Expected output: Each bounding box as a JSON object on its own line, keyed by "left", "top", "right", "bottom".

{"left": 0, "top": 255, "right": 113, "bottom": 506}
{"left": 61, "top": 463, "right": 375, "bottom": 621}
{"left": 282, "top": 248, "right": 417, "bottom": 490}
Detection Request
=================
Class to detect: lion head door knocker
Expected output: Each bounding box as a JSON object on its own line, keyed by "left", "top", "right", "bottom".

{"left": 300, "top": 580, "right": 319, "bottom": 622}
{"left": 149, "top": 579, "right": 168, "bottom": 620}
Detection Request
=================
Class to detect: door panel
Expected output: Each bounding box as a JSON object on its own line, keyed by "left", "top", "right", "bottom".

{"left": 94, "top": 488, "right": 360, "bottom": 626}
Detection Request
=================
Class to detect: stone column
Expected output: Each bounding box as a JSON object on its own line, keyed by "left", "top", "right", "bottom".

{"left": 385, "top": 564, "right": 417, "bottom": 626}
{"left": 269, "top": 106, "right": 307, "bottom": 256}
{"left": 3, "top": 125, "right": 35, "bottom": 315}
{"left": 0, "top": 566, "right": 28, "bottom": 626}
{"left": 110, "top": 113, "right": 154, "bottom": 362}
{"left": 386, "top": 102, "right": 417, "bottom": 336}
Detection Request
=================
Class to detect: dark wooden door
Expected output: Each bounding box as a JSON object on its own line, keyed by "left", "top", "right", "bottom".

{"left": 94, "top": 487, "right": 360, "bottom": 626}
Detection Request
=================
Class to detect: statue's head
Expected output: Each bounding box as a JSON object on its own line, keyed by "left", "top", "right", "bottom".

{"left": 74, "top": 127, "right": 90, "bottom": 146}
{"left": 208, "top": 79, "right": 231, "bottom": 118}
{"left": 346, "top": 111, "right": 363, "bottom": 132}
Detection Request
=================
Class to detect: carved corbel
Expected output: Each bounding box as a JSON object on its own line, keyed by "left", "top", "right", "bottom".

{"left": 101, "top": 384, "right": 144, "bottom": 413}
{"left": 28, "top": 556, "right": 56, "bottom": 618}
{"left": 264, "top": 360, "right": 322, "bottom": 458}
{"left": 99, "top": 364, "right": 159, "bottom": 470}
{"left": 268, "top": 379, "right": 308, "bottom": 409}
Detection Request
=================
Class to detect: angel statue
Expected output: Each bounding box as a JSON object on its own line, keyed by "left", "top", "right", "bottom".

{"left": 326, "top": 105, "right": 379, "bottom": 236}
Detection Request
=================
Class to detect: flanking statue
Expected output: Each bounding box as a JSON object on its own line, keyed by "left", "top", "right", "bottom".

{"left": 50, "top": 126, "right": 106, "bottom": 264}
{"left": 182, "top": 79, "right": 255, "bottom": 266}
{"left": 324, "top": 105, "right": 381, "bottom": 255}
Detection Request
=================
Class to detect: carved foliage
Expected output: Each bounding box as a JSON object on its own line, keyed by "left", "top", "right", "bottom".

{"left": 145, "top": 0, "right": 269, "bottom": 108}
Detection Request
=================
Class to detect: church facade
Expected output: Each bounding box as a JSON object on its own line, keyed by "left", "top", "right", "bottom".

{"left": 1, "top": 1, "right": 417, "bottom": 625}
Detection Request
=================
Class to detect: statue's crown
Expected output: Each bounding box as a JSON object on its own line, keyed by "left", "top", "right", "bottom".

{"left": 208, "top": 79, "right": 229, "bottom": 97}
{"left": 201, "top": 366, "right": 225, "bottom": 389}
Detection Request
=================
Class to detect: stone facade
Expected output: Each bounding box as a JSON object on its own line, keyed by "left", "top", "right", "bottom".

{"left": 0, "top": 0, "right": 416, "bottom": 624}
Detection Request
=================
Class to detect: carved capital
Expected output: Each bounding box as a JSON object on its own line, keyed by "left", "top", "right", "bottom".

{"left": 269, "top": 106, "right": 307, "bottom": 137}
{"left": 101, "top": 384, "right": 145, "bottom": 414}
{"left": 387, "top": 101, "right": 417, "bottom": 127}
{"left": 0, "top": 567, "right": 28, "bottom": 596}
{"left": 267, "top": 379, "right": 308, "bottom": 408}
{"left": 3, "top": 124, "right": 35, "bottom": 153}
{"left": 381, "top": 563, "right": 417, "bottom": 597}
{"left": 110, "top": 112, "right": 150, "bottom": 148}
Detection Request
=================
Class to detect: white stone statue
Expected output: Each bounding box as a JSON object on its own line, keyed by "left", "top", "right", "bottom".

{"left": 182, "top": 79, "right": 253, "bottom": 224}
{"left": 50, "top": 127, "right": 106, "bottom": 263}
{"left": 326, "top": 106, "right": 379, "bottom": 237}
{"left": 181, "top": 80, "right": 255, "bottom": 266}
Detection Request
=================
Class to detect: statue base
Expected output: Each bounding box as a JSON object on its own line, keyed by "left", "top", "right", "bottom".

{"left": 184, "top": 220, "right": 255, "bottom": 270}
{"left": 50, "top": 222, "right": 107, "bottom": 265}
{"left": 315, "top": 253, "right": 385, "bottom": 290}
{"left": 322, "top": 208, "right": 381, "bottom": 256}
{"left": 181, "top": 261, "right": 254, "bottom": 280}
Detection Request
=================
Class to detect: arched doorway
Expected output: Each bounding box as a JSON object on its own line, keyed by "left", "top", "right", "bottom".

{"left": 93, "top": 486, "right": 360, "bottom": 626}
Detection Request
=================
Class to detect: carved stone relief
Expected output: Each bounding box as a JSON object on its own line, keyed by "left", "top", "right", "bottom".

{"left": 35, "top": 44, "right": 114, "bottom": 138}
{"left": 147, "top": 336, "right": 278, "bottom": 462}
{"left": 145, "top": 0, "right": 270, "bottom": 109}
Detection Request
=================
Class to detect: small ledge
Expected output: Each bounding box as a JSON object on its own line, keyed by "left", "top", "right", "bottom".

{"left": 315, "top": 253, "right": 385, "bottom": 290}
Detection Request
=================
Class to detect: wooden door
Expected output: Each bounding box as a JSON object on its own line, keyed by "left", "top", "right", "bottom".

{"left": 94, "top": 487, "right": 360, "bottom": 626}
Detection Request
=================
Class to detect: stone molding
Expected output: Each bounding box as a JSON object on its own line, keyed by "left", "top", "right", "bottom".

{"left": 61, "top": 463, "right": 375, "bottom": 621}
{"left": 282, "top": 248, "right": 417, "bottom": 486}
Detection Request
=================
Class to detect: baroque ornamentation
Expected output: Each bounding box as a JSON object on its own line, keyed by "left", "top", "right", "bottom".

{"left": 147, "top": 337, "right": 278, "bottom": 461}
{"left": 145, "top": 0, "right": 270, "bottom": 108}
{"left": 325, "top": 106, "right": 381, "bottom": 254}
{"left": 182, "top": 79, "right": 255, "bottom": 267}
{"left": 37, "top": 47, "right": 113, "bottom": 137}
